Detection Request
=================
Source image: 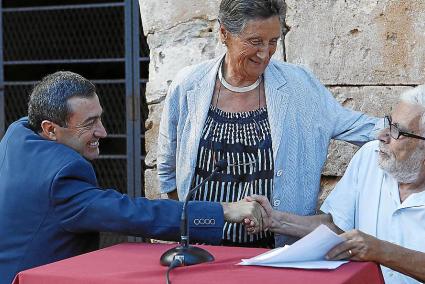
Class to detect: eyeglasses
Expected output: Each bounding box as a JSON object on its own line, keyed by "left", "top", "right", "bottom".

{"left": 384, "top": 115, "right": 425, "bottom": 141}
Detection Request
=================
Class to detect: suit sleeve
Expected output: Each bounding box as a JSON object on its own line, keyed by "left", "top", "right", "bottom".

{"left": 51, "top": 158, "right": 224, "bottom": 244}
{"left": 157, "top": 95, "right": 177, "bottom": 194}
{"left": 157, "top": 71, "right": 185, "bottom": 194}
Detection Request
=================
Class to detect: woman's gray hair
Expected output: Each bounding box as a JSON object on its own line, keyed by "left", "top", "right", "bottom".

{"left": 218, "top": 0, "right": 284, "bottom": 35}
{"left": 400, "top": 84, "right": 425, "bottom": 134}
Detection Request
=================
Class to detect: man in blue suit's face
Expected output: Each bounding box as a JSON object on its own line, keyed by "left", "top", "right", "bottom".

{"left": 28, "top": 71, "right": 108, "bottom": 161}
{"left": 39, "top": 94, "right": 107, "bottom": 161}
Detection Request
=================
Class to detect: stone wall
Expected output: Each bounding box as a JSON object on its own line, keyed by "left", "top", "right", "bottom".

{"left": 139, "top": 0, "right": 425, "bottom": 202}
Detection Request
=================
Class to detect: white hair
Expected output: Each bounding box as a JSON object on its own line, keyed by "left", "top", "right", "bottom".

{"left": 400, "top": 85, "right": 425, "bottom": 135}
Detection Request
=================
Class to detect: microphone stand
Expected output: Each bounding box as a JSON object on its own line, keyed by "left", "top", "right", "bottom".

{"left": 160, "top": 160, "right": 228, "bottom": 266}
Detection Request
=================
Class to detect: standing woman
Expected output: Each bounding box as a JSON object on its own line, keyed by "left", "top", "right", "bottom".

{"left": 157, "top": 0, "right": 379, "bottom": 247}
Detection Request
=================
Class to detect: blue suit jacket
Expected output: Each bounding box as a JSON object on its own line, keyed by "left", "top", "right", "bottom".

{"left": 0, "top": 118, "right": 224, "bottom": 284}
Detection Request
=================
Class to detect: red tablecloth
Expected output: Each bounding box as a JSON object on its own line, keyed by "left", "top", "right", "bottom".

{"left": 13, "top": 243, "right": 384, "bottom": 284}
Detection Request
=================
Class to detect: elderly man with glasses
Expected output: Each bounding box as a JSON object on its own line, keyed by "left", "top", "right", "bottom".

{"left": 247, "top": 85, "right": 425, "bottom": 284}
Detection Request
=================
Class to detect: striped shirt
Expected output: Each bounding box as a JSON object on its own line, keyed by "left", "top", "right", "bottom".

{"left": 193, "top": 105, "right": 274, "bottom": 247}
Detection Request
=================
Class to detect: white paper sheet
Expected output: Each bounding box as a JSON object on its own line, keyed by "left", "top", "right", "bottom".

{"left": 239, "top": 224, "right": 348, "bottom": 269}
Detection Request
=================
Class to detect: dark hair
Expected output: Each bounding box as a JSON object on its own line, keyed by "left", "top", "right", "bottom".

{"left": 28, "top": 71, "right": 96, "bottom": 132}
{"left": 218, "top": 0, "right": 284, "bottom": 35}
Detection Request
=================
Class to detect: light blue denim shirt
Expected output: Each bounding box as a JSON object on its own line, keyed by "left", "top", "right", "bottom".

{"left": 157, "top": 55, "right": 380, "bottom": 247}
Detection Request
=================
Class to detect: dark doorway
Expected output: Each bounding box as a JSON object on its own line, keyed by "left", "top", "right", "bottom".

{"left": 0, "top": 0, "right": 149, "bottom": 247}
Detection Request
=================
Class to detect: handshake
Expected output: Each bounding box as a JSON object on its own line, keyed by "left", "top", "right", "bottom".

{"left": 221, "top": 194, "right": 274, "bottom": 234}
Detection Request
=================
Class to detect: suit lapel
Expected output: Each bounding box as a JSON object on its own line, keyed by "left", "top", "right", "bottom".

{"left": 264, "top": 63, "right": 289, "bottom": 160}
{"left": 187, "top": 56, "right": 223, "bottom": 167}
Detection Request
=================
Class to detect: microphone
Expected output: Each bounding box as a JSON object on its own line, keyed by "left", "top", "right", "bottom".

{"left": 160, "top": 159, "right": 228, "bottom": 266}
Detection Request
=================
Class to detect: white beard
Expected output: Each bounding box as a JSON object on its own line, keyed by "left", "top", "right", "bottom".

{"left": 378, "top": 145, "right": 424, "bottom": 183}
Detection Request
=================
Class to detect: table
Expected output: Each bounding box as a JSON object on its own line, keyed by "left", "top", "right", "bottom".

{"left": 13, "top": 243, "right": 384, "bottom": 284}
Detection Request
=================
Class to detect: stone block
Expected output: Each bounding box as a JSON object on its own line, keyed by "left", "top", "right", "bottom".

{"left": 144, "top": 101, "right": 164, "bottom": 167}
{"left": 145, "top": 20, "right": 223, "bottom": 104}
{"left": 139, "top": 0, "right": 220, "bottom": 34}
{"left": 318, "top": 176, "right": 340, "bottom": 209}
{"left": 285, "top": 0, "right": 425, "bottom": 85}
{"left": 323, "top": 85, "right": 411, "bottom": 176}
{"left": 273, "top": 39, "right": 285, "bottom": 62}
{"left": 144, "top": 168, "right": 160, "bottom": 200}
{"left": 324, "top": 141, "right": 358, "bottom": 177}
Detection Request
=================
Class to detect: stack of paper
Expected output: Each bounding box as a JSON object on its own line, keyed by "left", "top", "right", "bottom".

{"left": 239, "top": 225, "right": 348, "bottom": 269}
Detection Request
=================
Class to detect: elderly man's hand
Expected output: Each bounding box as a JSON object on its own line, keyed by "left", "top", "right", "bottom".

{"left": 326, "top": 229, "right": 381, "bottom": 261}
{"left": 243, "top": 194, "right": 273, "bottom": 234}
{"left": 221, "top": 200, "right": 266, "bottom": 232}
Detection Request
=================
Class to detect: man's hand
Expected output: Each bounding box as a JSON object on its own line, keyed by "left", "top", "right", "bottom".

{"left": 326, "top": 229, "right": 381, "bottom": 261}
{"left": 221, "top": 200, "right": 266, "bottom": 232}
{"left": 244, "top": 195, "right": 273, "bottom": 234}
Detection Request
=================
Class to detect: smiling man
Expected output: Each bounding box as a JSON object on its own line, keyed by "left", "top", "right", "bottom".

{"left": 0, "top": 71, "right": 265, "bottom": 284}
{"left": 248, "top": 85, "right": 425, "bottom": 283}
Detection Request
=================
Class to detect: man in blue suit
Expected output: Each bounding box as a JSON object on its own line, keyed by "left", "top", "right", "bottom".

{"left": 0, "top": 71, "right": 263, "bottom": 284}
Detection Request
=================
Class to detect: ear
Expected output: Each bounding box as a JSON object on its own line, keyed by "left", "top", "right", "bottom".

{"left": 40, "top": 120, "right": 57, "bottom": 141}
{"left": 219, "top": 25, "right": 228, "bottom": 44}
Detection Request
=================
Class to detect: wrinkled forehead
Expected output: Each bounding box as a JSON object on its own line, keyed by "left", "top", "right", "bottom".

{"left": 238, "top": 16, "right": 281, "bottom": 36}
{"left": 391, "top": 102, "right": 425, "bottom": 131}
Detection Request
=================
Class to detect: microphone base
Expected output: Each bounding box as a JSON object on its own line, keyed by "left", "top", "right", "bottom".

{"left": 160, "top": 245, "right": 214, "bottom": 266}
